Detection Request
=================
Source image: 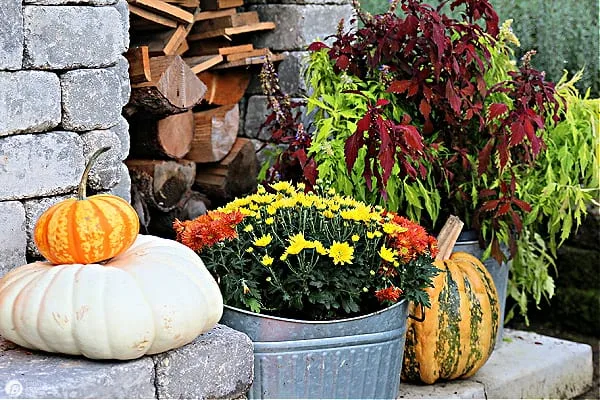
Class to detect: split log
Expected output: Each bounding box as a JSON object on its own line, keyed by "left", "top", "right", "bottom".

{"left": 197, "top": 69, "right": 250, "bottom": 105}
{"left": 193, "top": 11, "right": 259, "bottom": 32}
{"left": 185, "top": 104, "right": 239, "bottom": 163}
{"left": 129, "top": 55, "right": 207, "bottom": 115}
{"left": 194, "top": 137, "right": 258, "bottom": 203}
{"left": 199, "top": 0, "right": 243, "bottom": 10}
{"left": 128, "top": 110, "right": 194, "bottom": 159}
{"left": 128, "top": 0, "right": 195, "bottom": 24}
{"left": 125, "top": 46, "right": 152, "bottom": 84}
{"left": 126, "top": 159, "right": 196, "bottom": 212}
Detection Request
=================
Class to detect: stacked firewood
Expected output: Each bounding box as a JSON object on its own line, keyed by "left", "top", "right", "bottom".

{"left": 123, "top": 0, "right": 280, "bottom": 237}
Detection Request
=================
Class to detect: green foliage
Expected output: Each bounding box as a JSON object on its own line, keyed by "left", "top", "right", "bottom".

{"left": 361, "top": 0, "right": 599, "bottom": 96}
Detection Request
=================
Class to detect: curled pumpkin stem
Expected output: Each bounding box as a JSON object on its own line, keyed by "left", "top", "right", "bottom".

{"left": 78, "top": 146, "right": 111, "bottom": 200}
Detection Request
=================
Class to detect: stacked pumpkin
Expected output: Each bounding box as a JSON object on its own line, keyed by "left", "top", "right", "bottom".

{"left": 0, "top": 148, "right": 223, "bottom": 360}
{"left": 402, "top": 216, "right": 500, "bottom": 384}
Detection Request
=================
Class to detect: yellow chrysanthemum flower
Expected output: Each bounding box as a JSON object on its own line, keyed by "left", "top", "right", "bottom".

{"left": 328, "top": 241, "right": 354, "bottom": 265}
{"left": 367, "top": 231, "right": 376, "bottom": 239}
{"left": 382, "top": 222, "right": 406, "bottom": 234}
{"left": 266, "top": 205, "right": 277, "bottom": 215}
{"left": 246, "top": 247, "right": 254, "bottom": 253}
{"left": 287, "top": 232, "right": 313, "bottom": 254}
{"left": 351, "top": 234, "right": 360, "bottom": 242}
{"left": 271, "top": 181, "right": 293, "bottom": 192}
{"left": 261, "top": 255, "right": 274, "bottom": 266}
{"left": 280, "top": 252, "right": 288, "bottom": 261}
{"left": 323, "top": 210, "right": 335, "bottom": 219}
{"left": 243, "top": 224, "right": 254, "bottom": 232}
{"left": 254, "top": 234, "right": 272, "bottom": 247}
{"left": 379, "top": 245, "right": 397, "bottom": 263}
{"left": 313, "top": 241, "right": 328, "bottom": 255}
{"left": 265, "top": 217, "right": 274, "bottom": 225}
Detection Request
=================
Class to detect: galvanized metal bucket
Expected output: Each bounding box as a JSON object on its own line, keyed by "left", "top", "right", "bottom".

{"left": 454, "top": 232, "right": 510, "bottom": 347}
{"left": 220, "top": 300, "right": 409, "bottom": 399}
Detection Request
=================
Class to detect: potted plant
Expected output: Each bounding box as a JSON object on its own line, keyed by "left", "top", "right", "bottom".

{"left": 174, "top": 182, "right": 439, "bottom": 398}
{"left": 258, "top": 0, "right": 598, "bottom": 334}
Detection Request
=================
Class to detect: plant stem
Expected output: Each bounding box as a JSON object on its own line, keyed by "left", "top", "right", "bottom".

{"left": 78, "top": 147, "right": 111, "bottom": 200}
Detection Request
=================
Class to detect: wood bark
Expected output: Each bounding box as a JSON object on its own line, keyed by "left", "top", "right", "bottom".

{"left": 129, "top": 110, "right": 195, "bottom": 159}
{"left": 194, "top": 137, "right": 258, "bottom": 203}
{"left": 146, "top": 190, "right": 209, "bottom": 239}
{"left": 126, "top": 159, "right": 196, "bottom": 213}
{"left": 129, "top": 55, "right": 207, "bottom": 115}
{"left": 185, "top": 104, "right": 239, "bottom": 163}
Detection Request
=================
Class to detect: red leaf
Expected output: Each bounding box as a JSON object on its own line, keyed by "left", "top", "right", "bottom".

{"left": 488, "top": 103, "right": 508, "bottom": 120}
{"left": 387, "top": 80, "right": 412, "bottom": 94}
{"left": 479, "top": 189, "right": 496, "bottom": 198}
{"left": 446, "top": 81, "right": 461, "bottom": 113}
{"left": 401, "top": 125, "right": 424, "bottom": 151}
{"left": 335, "top": 55, "right": 350, "bottom": 71}
{"left": 407, "top": 82, "right": 419, "bottom": 97}
{"left": 509, "top": 121, "right": 525, "bottom": 147}
{"left": 356, "top": 113, "right": 371, "bottom": 133}
{"left": 510, "top": 210, "right": 523, "bottom": 233}
{"left": 302, "top": 159, "right": 318, "bottom": 185}
{"left": 513, "top": 199, "right": 532, "bottom": 212}
{"left": 376, "top": 98, "right": 390, "bottom": 107}
{"left": 496, "top": 202, "right": 511, "bottom": 216}
{"left": 308, "top": 42, "right": 330, "bottom": 51}
{"left": 478, "top": 139, "right": 494, "bottom": 175}
{"left": 344, "top": 131, "right": 365, "bottom": 173}
{"left": 419, "top": 99, "right": 431, "bottom": 119}
{"left": 481, "top": 199, "right": 500, "bottom": 211}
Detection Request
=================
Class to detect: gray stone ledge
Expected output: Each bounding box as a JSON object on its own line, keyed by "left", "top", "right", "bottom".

{"left": 399, "top": 329, "right": 594, "bottom": 399}
{"left": 0, "top": 201, "right": 27, "bottom": 276}
{"left": 101, "top": 163, "right": 132, "bottom": 203}
{"left": 0, "top": 71, "right": 61, "bottom": 137}
{"left": 113, "top": 0, "right": 130, "bottom": 52}
{"left": 0, "top": 132, "right": 84, "bottom": 201}
{"left": 0, "top": 324, "right": 253, "bottom": 399}
{"left": 23, "top": 6, "right": 123, "bottom": 70}
{"left": 81, "top": 129, "right": 124, "bottom": 191}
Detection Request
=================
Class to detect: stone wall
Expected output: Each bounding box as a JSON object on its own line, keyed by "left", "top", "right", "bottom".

{"left": 238, "top": 0, "right": 354, "bottom": 163}
{"left": 0, "top": 0, "right": 131, "bottom": 275}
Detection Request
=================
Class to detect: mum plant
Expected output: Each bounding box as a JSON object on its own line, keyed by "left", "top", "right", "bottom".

{"left": 258, "top": 0, "right": 598, "bottom": 320}
{"left": 174, "top": 181, "right": 439, "bottom": 320}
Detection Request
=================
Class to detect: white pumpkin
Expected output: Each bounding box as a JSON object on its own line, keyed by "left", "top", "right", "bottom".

{"left": 0, "top": 235, "right": 223, "bottom": 360}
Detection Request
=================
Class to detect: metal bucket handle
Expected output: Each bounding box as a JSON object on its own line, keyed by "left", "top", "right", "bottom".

{"left": 408, "top": 303, "right": 425, "bottom": 322}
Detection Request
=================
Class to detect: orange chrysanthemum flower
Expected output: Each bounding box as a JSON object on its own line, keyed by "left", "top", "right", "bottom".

{"left": 382, "top": 212, "right": 438, "bottom": 262}
{"left": 173, "top": 211, "right": 245, "bottom": 252}
{"left": 374, "top": 286, "right": 403, "bottom": 303}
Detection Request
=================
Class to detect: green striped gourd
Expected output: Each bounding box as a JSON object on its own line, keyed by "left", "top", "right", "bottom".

{"left": 402, "top": 216, "right": 500, "bottom": 384}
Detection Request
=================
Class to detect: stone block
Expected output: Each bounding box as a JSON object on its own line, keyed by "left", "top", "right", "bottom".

{"left": 80, "top": 129, "right": 123, "bottom": 191}
{"left": 111, "top": 116, "right": 130, "bottom": 160}
{"left": 23, "top": 194, "right": 74, "bottom": 261}
{"left": 0, "top": 132, "right": 84, "bottom": 201}
{"left": 154, "top": 324, "right": 254, "bottom": 399}
{"left": 23, "top": 6, "right": 123, "bottom": 69}
{"left": 25, "top": 0, "right": 117, "bottom": 4}
{"left": 0, "top": 0, "right": 23, "bottom": 70}
{"left": 249, "top": 4, "right": 354, "bottom": 51}
{"left": 247, "top": 51, "right": 308, "bottom": 96}
{"left": 0, "top": 345, "right": 155, "bottom": 398}
{"left": 113, "top": 0, "right": 130, "bottom": 52}
{"left": 244, "top": 95, "right": 305, "bottom": 141}
{"left": 61, "top": 69, "right": 122, "bottom": 131}
{"left": 108, "top": 55, "right": 131, "bottom": 107}
{"left": 0, "top": 201, "right": 27, "bottom": 276}
{"left": 103, "top": 163, "right": 132, "bottom": 203}
{"left": 0, "top": 71, "right": 61, "bottom": 137}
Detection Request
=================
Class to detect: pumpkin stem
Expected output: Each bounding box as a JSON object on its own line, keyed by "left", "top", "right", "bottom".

{"left": 435, "top": 215, "right": 464, "bottom": 261}
{"left": 78, "top": 147, "right": 111, "bottom": 200}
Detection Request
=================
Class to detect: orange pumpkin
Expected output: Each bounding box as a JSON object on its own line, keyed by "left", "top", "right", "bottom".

{"left": 34, "top": 147, "right": 139, "bottom": 265}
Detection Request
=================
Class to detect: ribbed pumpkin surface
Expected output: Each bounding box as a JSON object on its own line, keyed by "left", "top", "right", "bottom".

{"left": 402, "top": 251, "right": 500, "bottom": 384}
{"left": 34, "top": 194, "right": 139, "bottom": 265}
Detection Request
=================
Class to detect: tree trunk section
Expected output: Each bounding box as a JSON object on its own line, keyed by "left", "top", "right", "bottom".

{"left": 129, "top": 55, "right": 207, "bottom": 115}
{"left": 129, "top": 111, "right": 195, "bottom": 159}
{"left": 185, "top": 104, "right": 239, "bottom": 163}
{"left": 197, "top": 69, "right": 250, "bottom": 105}
{"left": 126, "top": 159, "right": 196, "bottom": 213}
